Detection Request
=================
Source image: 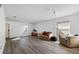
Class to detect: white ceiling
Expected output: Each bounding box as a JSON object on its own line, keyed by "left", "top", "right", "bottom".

{"left": 3, "top": 4, "right": 79, "bottom": 23}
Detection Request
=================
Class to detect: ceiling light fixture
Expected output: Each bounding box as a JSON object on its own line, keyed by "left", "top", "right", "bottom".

{"left": 49, "top": 8, "right": 56, "bottom": 18}
{"left": 53, "top": 9, "right": 56, "bottom": 17}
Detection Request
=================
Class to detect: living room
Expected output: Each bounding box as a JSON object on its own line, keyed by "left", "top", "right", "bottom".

{"left": 0, "top": 4, "right": 79, "bottom": 54}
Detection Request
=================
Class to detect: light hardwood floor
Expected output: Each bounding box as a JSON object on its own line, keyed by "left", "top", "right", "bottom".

{"left": 3, "top": 36, "right": 79, "bottom": 54}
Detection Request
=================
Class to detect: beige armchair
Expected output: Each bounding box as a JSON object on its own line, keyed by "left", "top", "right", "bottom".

{"left": 59, "top": 32, "right": 79, "bottom": 48}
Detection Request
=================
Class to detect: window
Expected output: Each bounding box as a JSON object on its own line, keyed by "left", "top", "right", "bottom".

{"left": 57, "top": 21, "right": 70, "bottom": 36}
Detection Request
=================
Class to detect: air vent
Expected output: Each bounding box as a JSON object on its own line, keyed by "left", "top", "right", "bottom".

{"left": 13, "top": 16, "right": 16, "bottom": 18}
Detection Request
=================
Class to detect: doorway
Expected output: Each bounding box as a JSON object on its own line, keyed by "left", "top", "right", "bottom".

{"left": 6, "top": 23, "right": 10, "bottom": 39}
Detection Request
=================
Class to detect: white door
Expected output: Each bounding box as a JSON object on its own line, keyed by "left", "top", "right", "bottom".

{"left": 6, "top": 23, "right": 10, "bottom": 38}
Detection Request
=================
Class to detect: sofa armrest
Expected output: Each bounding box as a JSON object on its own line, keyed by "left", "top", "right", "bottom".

{"left": 67, "top": 36, "right": 79, "bottom": 47}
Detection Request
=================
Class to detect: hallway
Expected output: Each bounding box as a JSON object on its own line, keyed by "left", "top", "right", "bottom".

{"left": 3, "top": 36, "right": 79, "bottom": 54}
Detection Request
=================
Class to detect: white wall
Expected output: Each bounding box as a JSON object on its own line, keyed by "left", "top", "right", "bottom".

{"left": 35, "top": 13, "right": 79, "bottom": 36}
{"left": 6, "top": 20, "right": 34, "bottom": 38}
{"left": 0, "top": 5, "right": 6, "bottom": 53}
{"left": 70, "top": 14, "right": 79, "bottom": 35}
{"left": 55, "top": 13, "right": 79, "bottom": 35}
{"left": 35, "top": 20, "right": 55, "bottom": 34}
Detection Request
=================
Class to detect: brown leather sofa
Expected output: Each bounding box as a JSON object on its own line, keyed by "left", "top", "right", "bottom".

{"left": 31, "top": 32, "right": 38, "bottom": 36}
{"left": 31, "top": 29, "right": 38, "bottom": 36}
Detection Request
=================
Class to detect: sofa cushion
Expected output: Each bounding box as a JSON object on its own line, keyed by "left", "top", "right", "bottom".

{"left": 49, "top": 33, "right": 54, "bottom": 38}
{"left": 42, "top": 31, "right": 47, "bottom": 35}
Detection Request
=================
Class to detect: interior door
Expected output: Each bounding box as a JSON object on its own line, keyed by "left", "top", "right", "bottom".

{"left": 6, "top": 23, "right": 10, "bottom": 39}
